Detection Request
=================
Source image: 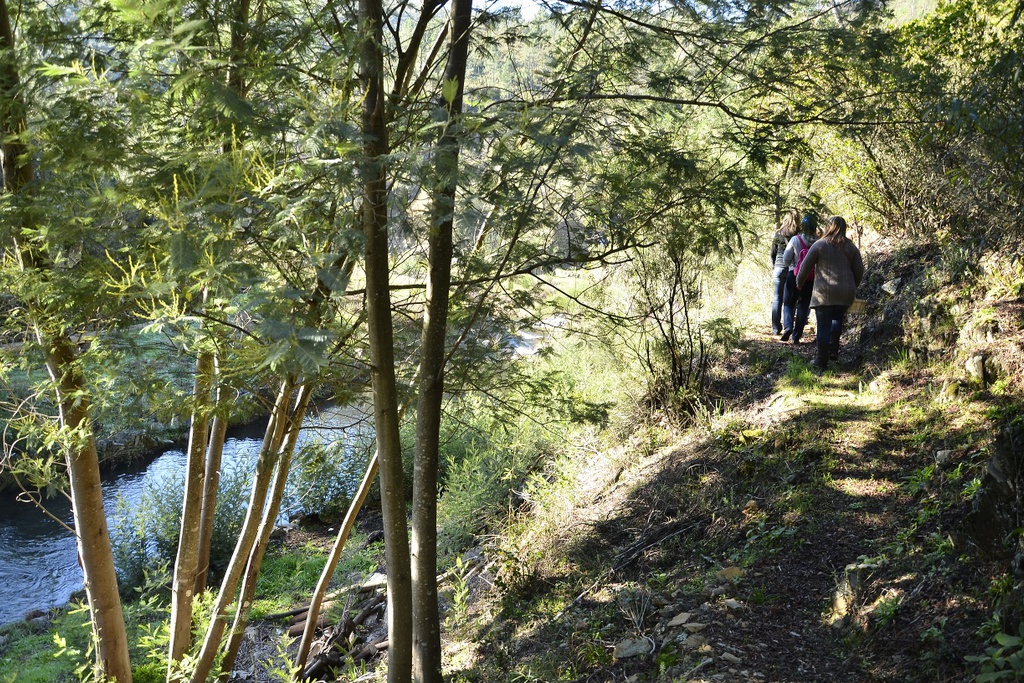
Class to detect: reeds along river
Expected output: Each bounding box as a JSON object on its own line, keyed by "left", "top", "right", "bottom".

{"left": 0, "top": 402, "right": 370, "bottom": 626}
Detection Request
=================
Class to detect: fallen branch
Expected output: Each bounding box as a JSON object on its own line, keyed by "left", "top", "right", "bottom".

{"left": 300, "top": 594, "right": 387, "bottom": 680}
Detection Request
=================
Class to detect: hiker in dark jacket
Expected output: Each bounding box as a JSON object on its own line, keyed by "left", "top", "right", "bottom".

{"left": 769, "top": 210, "right": 799, "bottom": 335}
{"left": 780, "top": 213, "right": 818, "bottom": 344}
{"left": 795, "top": 215, "right": 864, "bottom": 370}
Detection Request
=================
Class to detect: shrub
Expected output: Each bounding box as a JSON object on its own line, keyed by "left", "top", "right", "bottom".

{"left": 282, "top": 432, "right": 376, "bottom": 524}
{"left": 109, "top": 459, "right": 251, "bottom": 592}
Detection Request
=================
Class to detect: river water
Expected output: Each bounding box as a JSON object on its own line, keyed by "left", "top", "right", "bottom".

{"left": 0, "top": 402, "right": 369, "bottom": 626}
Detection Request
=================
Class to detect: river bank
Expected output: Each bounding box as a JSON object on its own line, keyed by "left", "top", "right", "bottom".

{"left": 0, "top": 387, "right": 275, "bottom": 494}
{"left": 0, "top": 399, "right": 371, "bottom": 626}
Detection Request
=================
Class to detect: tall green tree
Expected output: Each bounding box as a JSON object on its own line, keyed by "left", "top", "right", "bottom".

{"left": 357, "top": 0, "right": 414, "bottom": 680}
{"left": 412, "top": 1, "right": 473, "bottom": 680}
{"left": 0, "top": 2, "right": 132, "bottom": 680}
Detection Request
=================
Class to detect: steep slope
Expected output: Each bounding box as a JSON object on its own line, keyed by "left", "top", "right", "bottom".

{"left": 439, "top": 287, "right": 1018, "bottom": 682}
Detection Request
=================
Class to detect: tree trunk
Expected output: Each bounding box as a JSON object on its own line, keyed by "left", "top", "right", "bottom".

{"left": 176, "top": 0, "right": 250, "bottom": 667}
{"left": 221, "top": 382, "right": 313, "bottom": 675}
{"left": 190, "top": 0, "right": 251, "bottom": 600}
{"left": 2, "top": 3, "right": 131, "bottom": 681}
{"left": 295, "top": 449, "right": 380, "bottom": 669}
{"left": 194, "top": 385, "right": 228, "bottom": 595}
{"left": 168, "top": 347, "right": 214, "bottom": 669}
{"left": 188, "top": 378, "right": 295, "bottom": 683}
{"left": 412, "top": 2, "right": 472, "bottom": 681}
{"left": 42, "top": 335, "right": 134, "bottom": 683}
{"left": 359, "top": 1, "right": 412, "bottom": 680}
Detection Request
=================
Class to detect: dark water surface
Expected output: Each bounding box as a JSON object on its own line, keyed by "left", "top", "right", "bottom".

{"left": 0, "top": 402, "right": 368, "bottom": 626}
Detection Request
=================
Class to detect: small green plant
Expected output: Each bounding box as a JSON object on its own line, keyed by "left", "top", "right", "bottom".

{"left": 872, "top": 592, "right": 902, "bottom": 629}
{"left": 921, "top": 617, "right": 947, "bottom": 642}
{"left": 53, "top": 630, "right": 95, "bottom": 683}
{"left": 988, "top": 573, "right": 1014, "bottom": 598}
{"left": 905, "top": 465, "right": 935, "bottom": 495}
{"left": 748, "top": 586, "right": 778, "bottom": 605}
{"left": 784, "top": 357, "right": 817, "bottom": 390}
{"left": 692, "top": 397, "right": 726, "bottom": 429}
{"left": 266, "top": 636, "right": 303, "bottom": 683}
{"left": 445, "top": 555, "right": 473, "bottom": 628}
{"left": 52, "top": 601, "right": 99, "bottom": 683}
{"left": 616, "top": 586, "right": 651, "bottom": 633}
{"left": 656, "top": 647, "right": 680, "bottom": 675}
{"left": 964, "top": 477, "right": 984, "bottom": 500}
{"left": 647, "top": 571, "right": 671, "bottom": 592}
{"left": 571, "top": 636, "right": 612, "bottom": 670}
{"left": 743, "top": 520, "right": 795, "bottom": 558}
{"left": 966, "top": 623, "right": 1024, "bottom": 682}
{"left": 891, "top": 347, "right": 915, "bottom": 369}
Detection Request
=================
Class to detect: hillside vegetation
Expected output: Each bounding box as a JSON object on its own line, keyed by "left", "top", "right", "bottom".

{"left": 427, "top": 235, "right": 1024, "bottom": 683}
{"left": 2, "top": 0, "right": 1023, "bottom": 681}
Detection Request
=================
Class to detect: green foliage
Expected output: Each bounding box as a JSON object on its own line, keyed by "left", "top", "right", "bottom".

{"left": 109, "top": 459, "right": 250, "bottom": 591}
{"left": 0, "top": 604, "right": 92, "bottom": 683}
{"left": 967, "top": 624, "right": 1024, "bottom": 682}
{"left": 873, "top": 592, "right": 904, "bottom": 629}
{"left": 435, "top": 405, "right": 540, "bottom": 556}
{"left": 251, "top": 547, "right": 330, "bottom": 618}
{"left": 1, "top": 2, "right": 1020, "bottom": 682}
{"left": 284, "top": 433, "right": 376, "bottom": 524}
{"left": 444, "top": 555, "right": 474, "bottom": 628}
{"left": 265, "top": 637, "right": 302, "bottom": 683}
{"left": 784, "top": 357, "right": 819, "bottom": 392}
{"left": 743, "top": 519, "right": 797, "bottom": 558}
{"left": 905, "top": 464, "right": 936, "bottom": 495}
{"left": 436, "top": 339, "right": 622, "bottom": 558}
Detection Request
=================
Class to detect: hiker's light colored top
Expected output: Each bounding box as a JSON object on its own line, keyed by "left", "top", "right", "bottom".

{"left": 796, "top": 238, "right": 864, "bottom": 308}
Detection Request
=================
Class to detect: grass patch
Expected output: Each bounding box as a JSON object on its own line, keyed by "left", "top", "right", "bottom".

{"left": 251, "top": 535, "right": 378, "bottom": 618}
{"left": 252, "top": 545, "right": 332, "bottom": 618}
{"left": 783, "top": 356, "right": 818, "bottom": 391}
{"left": 1, "top": 606, "right": 92, "bottom": 683}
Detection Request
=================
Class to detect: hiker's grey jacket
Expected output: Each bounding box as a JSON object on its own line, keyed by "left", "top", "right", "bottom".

{"left": 795, "top": 238, "right": 864, "bottom": 308}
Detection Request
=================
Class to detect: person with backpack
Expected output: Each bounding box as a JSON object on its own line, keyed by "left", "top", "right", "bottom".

{"left": 795, "top": 215, "right": 864, "bottom": 370}
{"left": 769, "top": 210, "right": 800, "bottom": 335}
{"left": 779, "top": 213, "right": 819, "bottom": 344}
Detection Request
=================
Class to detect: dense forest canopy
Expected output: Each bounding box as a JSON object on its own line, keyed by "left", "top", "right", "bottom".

{"left": 1, "top": 0, "right": 1022, "bottom": 680}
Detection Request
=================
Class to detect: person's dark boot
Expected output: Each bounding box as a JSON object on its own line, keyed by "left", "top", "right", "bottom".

{"left": 829, "top": 341, "right": 840, "bottom": 361}
{"left": 781, "top": 328, "right": 792, "bottom": 342}
{"left": 812, "top": 344, "right": 829, "bottom": 370}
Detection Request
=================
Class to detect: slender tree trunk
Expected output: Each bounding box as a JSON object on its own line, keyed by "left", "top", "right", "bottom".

{"left": 2, "top": 4, "right": 131, "bottom": 681}
{"left": 187, "top": 379, "right": 295, "bottom": 683}
{"left": 412, "top": 2, "right": 472, "bottom": 681}
{"left": 168, "top": 347, "right": 214, "bottom": 669}
{"left": 295, "top": 450, "right": 380, "bottom": 669}
{"left": 221, "top": 383, "right": 313, "bottom": 674}
{"left": 194, "top": 386, "right": 228, "bottom": 595}
{"left": 294, "top": 394, "right": 412, "bottom": 671}
{"left": 192, "top": 0, "right": 253, "bottom": 598}
{"left": 41, "top": 336, "right": 134, "bottom": 683}
{"left": 0, "top": 0, "right": 31, "bottom": 195}
{"left": 359, "top": 1, "right": 412, "bottom": 680}
{"left": 174, "top": 0, "right": 250, "bottom": 667}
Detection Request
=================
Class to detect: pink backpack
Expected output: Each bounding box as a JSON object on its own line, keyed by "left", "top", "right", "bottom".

{"left": 795, "top": 236, "right": 815, "bottom": 280}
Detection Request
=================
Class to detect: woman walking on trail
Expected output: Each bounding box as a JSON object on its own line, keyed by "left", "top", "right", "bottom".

{"left": 780, "top": 213, "right": 819, "bottom": 344}
{"left": 795, "top": 215, "right": 864, "bottom": 370}
{"left": 770, "top": 210, "right": 800, "bottom": 335}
